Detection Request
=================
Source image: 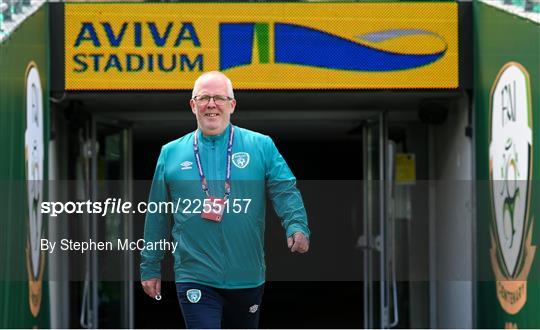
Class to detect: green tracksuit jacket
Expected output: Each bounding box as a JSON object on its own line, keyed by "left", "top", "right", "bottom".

{"left": 140, "top": 124, "right": 310, "bottom": 288}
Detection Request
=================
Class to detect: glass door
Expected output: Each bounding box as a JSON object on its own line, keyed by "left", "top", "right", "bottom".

{"left": 361, "top": 112, "right": 397, "bottom": 329}
{"left": 88, "top": 117, "right": 133, "bottom": 329}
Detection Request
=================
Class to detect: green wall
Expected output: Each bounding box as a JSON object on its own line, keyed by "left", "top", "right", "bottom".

{"left": 0, "top": 5, "right": 50, "bottom": 328}
{"left": 474, "top": 2, "right": 539, "bottom": 328}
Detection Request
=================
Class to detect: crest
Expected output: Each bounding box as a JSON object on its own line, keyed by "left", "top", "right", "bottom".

{"left": 489, "top": 62, "right": 535, "bottom": 315}
{"left": 232, "top": 152, "right": 250, "bottom": 169}
{"left": 186, "top": 289, "right": 202, "bottom": 303}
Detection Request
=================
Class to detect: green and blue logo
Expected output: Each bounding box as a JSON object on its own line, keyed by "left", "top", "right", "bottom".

{"left": 219, "top": 23, "right": 447, "bottom": 72}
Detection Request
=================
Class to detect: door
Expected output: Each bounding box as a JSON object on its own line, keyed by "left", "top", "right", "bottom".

{"left": 79, "top": 117, "right": 134, "bottom": 328}
{"left": 360, "top": 112, "right": 399, "bottom": 329}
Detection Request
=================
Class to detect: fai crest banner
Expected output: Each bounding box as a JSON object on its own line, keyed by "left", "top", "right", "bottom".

{"left": 65, "top": 2, "right": 458, "bottom": 90}
{"left": 489, "top": 62, "right": 535, "bottom": 315}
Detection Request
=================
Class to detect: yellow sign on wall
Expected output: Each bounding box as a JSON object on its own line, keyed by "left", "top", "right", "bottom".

{"left": 395, "top": 153, "right": 416, "bottom": 185}
{"left": 65, "top": 3, "right": 458, "bottom": 90}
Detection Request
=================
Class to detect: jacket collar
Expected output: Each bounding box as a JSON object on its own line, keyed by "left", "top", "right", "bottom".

{"left": 197, "top": 123, "right": 232, "bottom": 144}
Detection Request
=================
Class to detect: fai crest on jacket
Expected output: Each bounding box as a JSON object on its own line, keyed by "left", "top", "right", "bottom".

{"left": 232, "top": 152, "right": 250, "bottom": 169}
{"left": 489, "top": 62, "right": 535, "bottom": 315}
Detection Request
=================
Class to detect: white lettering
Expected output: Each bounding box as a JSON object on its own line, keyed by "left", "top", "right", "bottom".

{"left": 40, "top": 238, "right": 55, "bottom": 253}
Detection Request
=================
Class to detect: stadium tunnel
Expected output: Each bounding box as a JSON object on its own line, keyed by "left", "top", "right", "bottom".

{"left": 47, "top": 87, "right": 472, "bottom": 329}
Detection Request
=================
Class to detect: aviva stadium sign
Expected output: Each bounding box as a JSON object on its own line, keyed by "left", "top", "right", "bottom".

{"left": 65, "top": 3, "right": 458, "bottom": 90}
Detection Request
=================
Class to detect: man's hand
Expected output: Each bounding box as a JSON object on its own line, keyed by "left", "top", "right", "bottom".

{"left": 141, "top": 278, "right": 161, "bottom": 299}
{"left": 287, "top": 232, "right": 309, "bottom": 253}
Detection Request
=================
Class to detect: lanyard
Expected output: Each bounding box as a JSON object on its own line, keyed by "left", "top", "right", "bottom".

{"left": 193, "top": 125, "right": 235, "bottom": 200}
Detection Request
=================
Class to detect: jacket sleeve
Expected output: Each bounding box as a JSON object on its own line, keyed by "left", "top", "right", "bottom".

{"left": 140, "top": 146, "right": 172, "bottom": 281}
{"left": 264, "top": 136, "right": 310, "bottom": 239}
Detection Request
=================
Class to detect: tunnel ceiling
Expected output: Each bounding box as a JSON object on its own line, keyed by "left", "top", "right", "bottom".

{"left": 55, "top": 90, "right": 465, "bottom": 141}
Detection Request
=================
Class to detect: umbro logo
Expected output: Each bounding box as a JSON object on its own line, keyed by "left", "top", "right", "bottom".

{"left": 180, "top": 161, "right": 193, "bottom": 170}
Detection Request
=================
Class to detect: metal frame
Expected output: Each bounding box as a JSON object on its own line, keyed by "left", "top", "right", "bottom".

{"left": 379, "top": 111, "right": 388, "bottom": 328}
{"left": 362, "top": 120, "right": 373, "bottom": 329}
{"left": 428, "top": 125, "right": 437, "bottom": 329}
{"left": 90, "top": 117, "right": 99, "bottom": 327}
{"left": 124, "top": 127, "right": 135, "bottom": 329}
{"left": 362, "top": 111, "right": 392, "bottom": 328}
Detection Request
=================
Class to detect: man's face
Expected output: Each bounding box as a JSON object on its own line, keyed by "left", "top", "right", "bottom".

{"left": 190, "top": 76, "right": 236, "bottom": 136}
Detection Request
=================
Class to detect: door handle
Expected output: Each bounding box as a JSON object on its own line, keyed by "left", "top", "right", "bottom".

{"left": 80, "top": 272, "right": 91, "bottom": 328}
{"left": 388, "top": 193, "right": 398, "bottom": 327}
{"left": 357, "top": 234, "right": 382, "bottom": 252}
{"left": 389, "top": 219, "right": 399, "bottom": 328}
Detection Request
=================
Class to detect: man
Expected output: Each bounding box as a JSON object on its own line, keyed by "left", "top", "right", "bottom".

{"left": 140, "top": 71, "right": 310, "bottom": 329}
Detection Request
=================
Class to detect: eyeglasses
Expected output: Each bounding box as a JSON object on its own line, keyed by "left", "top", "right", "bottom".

{"left": 193, "top": 95, "right": 233, "bottom": 106}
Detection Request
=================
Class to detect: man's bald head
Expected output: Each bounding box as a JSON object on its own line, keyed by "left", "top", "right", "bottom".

{"left": 192, "top": 71, "right": 234, "bottom": 99}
